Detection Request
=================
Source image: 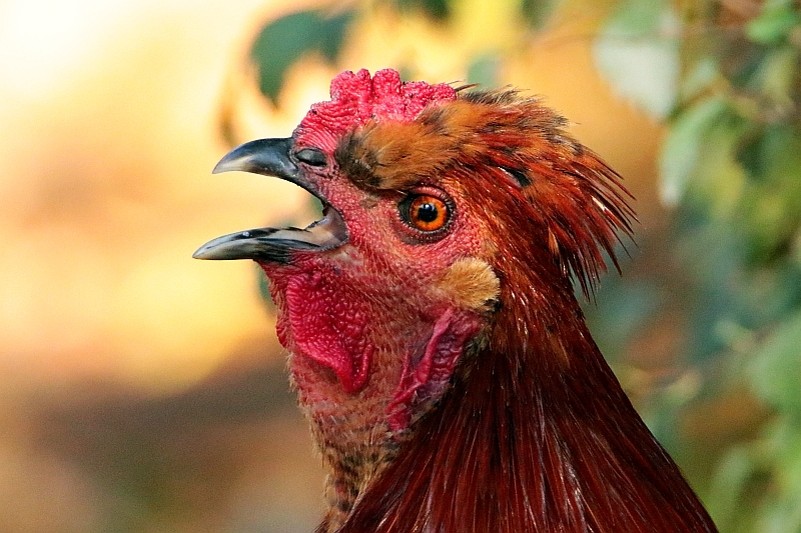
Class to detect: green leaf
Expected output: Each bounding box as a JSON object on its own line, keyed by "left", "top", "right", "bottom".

{"left": 593, "top": 0, "right": 680, "bottom": 119}
{"left": 520, "top": 0, "right": 561, "bottom": 30}
{"left": 748, "top": 310, "right": 801, "bottom": 411}
{"left": 752, "top": 420, "right": 801, "bottom": 531}
{"left": 706, "top": 446, "right": 759, "bottom": 530}
{"left": 395, "top": 0, "right": 451, "bottom": 21}
{"left": 737, "top": 124, "right": 801, "bottom": 262}
{"left": 680, "top": 56, "right": 719, "bottom": 101}
{"left": 318, "top": 12, "right": 353, "bottom": 62}
{"left": 251, "top": 11, "right": 320, "bottom": 103}
{"left": 750, "top": 46, "right": 800, "bottom": 107}
{"left": 659, "top": 97, "right": 729, "bottom": 205}
{"left": 250, "top": 10, "right": 353, "bottom": 103}
{"left": 747, "top": 1, "right": 801, "bottom": 45}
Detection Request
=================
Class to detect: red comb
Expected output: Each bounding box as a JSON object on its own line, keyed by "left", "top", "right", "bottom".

{"left": 293, "top": 69, "right": 456, "bottom": 151}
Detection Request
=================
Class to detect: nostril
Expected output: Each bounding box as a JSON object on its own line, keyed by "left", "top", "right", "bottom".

{"left": 295, "top": 147, "right": 327, "bottom": 167}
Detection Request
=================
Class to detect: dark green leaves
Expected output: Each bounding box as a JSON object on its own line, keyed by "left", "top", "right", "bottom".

{"left": 747, "top": 0, "right": 801, "bottom": 45}
{"left": 394, "top": 0, "right": 451, "bottom": 21}
{"left": 521, "top": 0, "right": 561, "bottom": 29}
{"left": 248, "top": 1, "right": 566, "bottom": 106}
{"left": 250, "top": 9, "right": 354, "bottom": 103}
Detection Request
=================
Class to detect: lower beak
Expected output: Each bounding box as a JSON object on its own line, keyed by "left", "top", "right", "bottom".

{"left": 192, "top": 138, "right": 347, "bottom": 262}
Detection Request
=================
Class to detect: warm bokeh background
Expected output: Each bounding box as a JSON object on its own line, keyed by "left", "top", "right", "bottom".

{"left": 1, "top": 1, "right": 329, "bottom": 530}
{"left": 4, "top": 0, "right": 797, "bottom": 531}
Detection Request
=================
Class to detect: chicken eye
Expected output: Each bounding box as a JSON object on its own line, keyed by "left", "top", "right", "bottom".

{"left": 400, "top": 194, "right": 451, "bottom": 232}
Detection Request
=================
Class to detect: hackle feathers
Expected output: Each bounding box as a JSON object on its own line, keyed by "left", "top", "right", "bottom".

{"left": 327, "top": 87, "right": 714, "bottom": 532}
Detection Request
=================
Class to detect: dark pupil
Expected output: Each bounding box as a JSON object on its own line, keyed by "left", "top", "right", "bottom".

{"left": 416, "top": 202, "right": 439, "bottom": 223}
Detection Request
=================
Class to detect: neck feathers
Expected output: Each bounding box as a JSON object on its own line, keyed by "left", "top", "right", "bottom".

{"left": 333, "top": 290, "right": 716, "bottom": 532}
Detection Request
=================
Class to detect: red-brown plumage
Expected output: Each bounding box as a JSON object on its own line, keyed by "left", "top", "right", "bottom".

{"left": 330, "top": 89, "right": 713, "bottom": 532}
{"left": 195, "top": 69, "right": 717, "bottom": 532}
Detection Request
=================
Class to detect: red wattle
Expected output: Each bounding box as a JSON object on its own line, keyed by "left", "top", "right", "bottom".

{"left": 387, "top": 308, "right": 482, "bottom": 431}
{"left": 284, "top": 270, "right": 372, "bottom": 393}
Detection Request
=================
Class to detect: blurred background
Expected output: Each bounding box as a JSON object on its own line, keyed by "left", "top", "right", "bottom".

{"left": 1, "top": 0, "right": 799, "bottom": 531}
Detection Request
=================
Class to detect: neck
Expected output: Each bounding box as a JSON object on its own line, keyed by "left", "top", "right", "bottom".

{"left": 331, "top": 287, "right": 717, "bottom": 532}
{"left": 305, "top": 307, "right": 485, "bottom": 531}
{"left": 266, "top": 261, "right": 488, "bottom": 531}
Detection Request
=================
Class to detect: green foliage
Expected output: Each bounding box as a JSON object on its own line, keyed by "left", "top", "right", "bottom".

{"left": 593, "top": 0, "right": 680, "bottom": 118}
{"left": 747, "top": 0, "right": 801, "bottom": 45}
{"left": 521, "top": 0, "right": 562, "bottom": 29}
{"left": 394, "top": 0, "right": 451, "bottom": 21}
{"left": 250, "top": 9, "right": 354, "bottom": 103}
{"left": 659, "top": 96, "right": 731, "bottom": 205}
{"left": 749, "top": 311, "right": 801, "bottom": 413}
{"left": 248, "top": 0, "right": 567, "bottom": 106}
{"left": 599, "top": 0, "right": 801, "bottom": 529}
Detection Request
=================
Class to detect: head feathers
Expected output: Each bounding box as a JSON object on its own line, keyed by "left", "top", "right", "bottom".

{"left": 331, "top": 83, "right": 635, "bottom": 297}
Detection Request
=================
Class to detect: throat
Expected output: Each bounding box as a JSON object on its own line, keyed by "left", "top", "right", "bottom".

{"left": 308, "top": 311, "right": 483, "bottom": 532}
{"left": 314, "top": 404, "right": 400, "bottom": 532}
{"left": 267, "top": 265, "right": 487, "bottom": 531}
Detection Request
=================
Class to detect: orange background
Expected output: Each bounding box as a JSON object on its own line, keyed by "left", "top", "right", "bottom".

{"left": 0, "top": 1, "right": 666, "bottom": 530}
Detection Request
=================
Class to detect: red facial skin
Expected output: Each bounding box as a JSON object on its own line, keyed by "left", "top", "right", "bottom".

{"left": 258, "top": 161, "right": 489, "bottom": 429}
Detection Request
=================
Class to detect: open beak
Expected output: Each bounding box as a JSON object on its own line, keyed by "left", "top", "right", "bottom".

{"left": 192, "top": 138, "right": 348, "bottom": 262}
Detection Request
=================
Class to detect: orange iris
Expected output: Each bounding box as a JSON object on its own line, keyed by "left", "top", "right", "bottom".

{"left": 408, "top": 195, "right": 449, "bottom": 232}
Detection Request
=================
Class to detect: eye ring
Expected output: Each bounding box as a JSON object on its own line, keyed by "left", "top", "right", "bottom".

{"left": 399, "top": 192, "right": 453, "bottom": 234}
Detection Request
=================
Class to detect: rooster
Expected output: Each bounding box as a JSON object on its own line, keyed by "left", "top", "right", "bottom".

{"left": 194, "top": 69, "right": 716, "bottom": 532}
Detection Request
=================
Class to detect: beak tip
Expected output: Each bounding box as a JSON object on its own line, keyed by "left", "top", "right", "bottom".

{"left": 192, "top": 240, "right": 223, "bottom": 259}
{"left": 211, "top": 157, "right": 240, "bottom": 175}
{"left": 210, "top": 137, "right": 297, "bottom": 179}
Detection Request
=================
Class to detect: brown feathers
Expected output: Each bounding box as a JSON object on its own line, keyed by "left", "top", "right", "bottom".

{"left": 338, "top": 235, "right": 715, "bottom": 532}
{"left": 336, "top": 89, "right": 635, "bottom": 298}
{"left": 436, "top": 257, "right": 500, "bottom": 313}
{"left": 327, "top": 89, "right": 715, "bottom": 531}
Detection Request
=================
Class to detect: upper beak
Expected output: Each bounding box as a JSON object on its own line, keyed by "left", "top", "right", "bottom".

{"left": 212, "top": 137, "right": 300, "bottom": 183}
{"left": 192, "top": 138, "right": 347, "bottom": 262}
